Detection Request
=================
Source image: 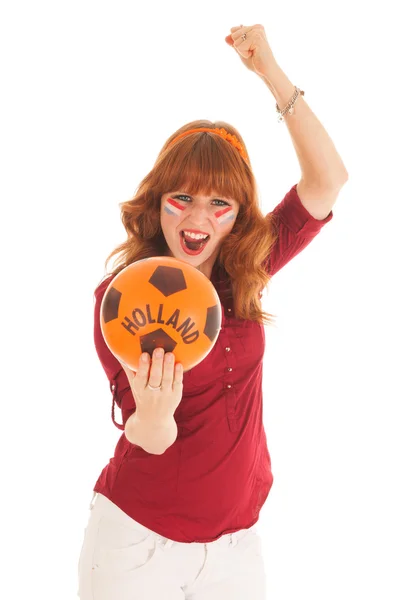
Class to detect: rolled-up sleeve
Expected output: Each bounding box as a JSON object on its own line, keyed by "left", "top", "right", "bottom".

{"left": 265, "top": 183, "right": 333, "bottom": 277}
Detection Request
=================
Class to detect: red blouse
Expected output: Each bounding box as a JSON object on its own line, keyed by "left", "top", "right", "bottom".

{"left": 92, "top": 183, "right": 333, "bottom": 543}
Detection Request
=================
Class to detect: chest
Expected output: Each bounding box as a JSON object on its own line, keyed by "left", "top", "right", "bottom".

{"left": 182, "top": 316, "right": 265, "bottom": 392}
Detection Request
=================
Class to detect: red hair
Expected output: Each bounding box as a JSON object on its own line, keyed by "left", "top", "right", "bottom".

{"left": 99, "top": 119, "right": 279, "bottom": 326}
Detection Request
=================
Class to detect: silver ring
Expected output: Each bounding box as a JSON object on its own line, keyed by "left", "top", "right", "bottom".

{"left": 147, "top": 383, "right": 162, "bottom": 391}
{"left": 241, "top": 33, "right": 247, "bottom": 41}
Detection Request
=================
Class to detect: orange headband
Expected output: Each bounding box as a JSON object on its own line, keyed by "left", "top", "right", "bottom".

{"left": 166, "top": 127, "right": 249, "bottom": 165}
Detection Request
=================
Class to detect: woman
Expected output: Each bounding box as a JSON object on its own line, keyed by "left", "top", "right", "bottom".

{"left": 78, "top": 23, "right": 348, "bottom": 600}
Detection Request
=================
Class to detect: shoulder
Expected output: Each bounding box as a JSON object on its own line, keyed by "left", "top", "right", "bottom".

{"left": 94, "top": 273, "right": 116, "bottom": 300}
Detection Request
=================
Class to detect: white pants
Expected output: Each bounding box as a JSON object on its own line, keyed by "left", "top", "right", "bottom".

{"left": 77, "top": 492, "right": 266, "bottom": 599}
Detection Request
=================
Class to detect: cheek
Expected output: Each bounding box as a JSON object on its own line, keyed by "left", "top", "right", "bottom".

{"left": 161, "top": 205, "right": 183, "bottom": 232}
{"left": 163, "top": 198, "right": 185, "bottom": 221}
{"left": 214, "top": 206, "right": 236, "bottom": 227}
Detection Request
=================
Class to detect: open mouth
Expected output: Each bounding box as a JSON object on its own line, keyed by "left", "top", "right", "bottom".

{"left": 180, "top": 230, "right": 210, "bottom": 254}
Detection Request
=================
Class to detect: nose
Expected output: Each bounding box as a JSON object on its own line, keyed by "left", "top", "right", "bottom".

{"left": 188, "top": 203, "right": 211, "bottom": 226}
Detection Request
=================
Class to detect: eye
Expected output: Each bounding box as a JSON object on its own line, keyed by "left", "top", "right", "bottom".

{"left": 174, "top": 195, "right": 191, "bottom": 202}
{"left": 174, "top": 194, "right": 229, "bottom": 206}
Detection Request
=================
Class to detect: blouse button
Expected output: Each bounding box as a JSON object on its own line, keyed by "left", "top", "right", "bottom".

{"left": 227, "top": 367, "right": 233, "bottom": 372}
{"left": 225, "top": 347, "right": 231, "bottom": 352}
{"left": 227, "top": 384, "right": 232, "bottom": 389}
{"left": 228, "top": 308, "right": 232, "bottom": 312}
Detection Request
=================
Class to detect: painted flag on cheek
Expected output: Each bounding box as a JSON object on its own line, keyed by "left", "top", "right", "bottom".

{"left": 165, "top": 197, "right": 185, "bottom": 217}
{"left": 215, "top": 206, "right": 235, "bottom": 226}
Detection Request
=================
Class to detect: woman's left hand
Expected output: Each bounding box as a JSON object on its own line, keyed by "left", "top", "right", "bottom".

{"left": 225, "top": 24, "right": 278, "bottom": 78}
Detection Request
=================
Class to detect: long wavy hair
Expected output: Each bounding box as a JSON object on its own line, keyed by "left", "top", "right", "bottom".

{"left": 98, "top": 119, "right": 280, "bottom": 326}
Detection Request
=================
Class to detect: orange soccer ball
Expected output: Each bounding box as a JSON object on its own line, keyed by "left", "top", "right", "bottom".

{"left": 100, "top": 256, "right": 222, "bottom": 373}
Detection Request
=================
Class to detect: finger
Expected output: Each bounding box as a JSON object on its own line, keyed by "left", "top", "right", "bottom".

{"left": 161, "top": 352, "right": 175, "bottom": 388}
{"left": 230, "top": 26, "right": 252, "bottom": 41}
{"left": 230, "top": 23, "right": 263, "bottom": 35}
{"left": 231, "top": 29, "right": 254, "bottom": 58}
{"left": 124, "top": 353, "right": 149, "bottom": 389}
{"left": 227, "top": 26, "right": 247, "bottom": 48}
{"left": 148, "top": 347, "right": 164, "bottom": 388}
{"left": 172, "top": 362, "right": 184, "bottom": 390}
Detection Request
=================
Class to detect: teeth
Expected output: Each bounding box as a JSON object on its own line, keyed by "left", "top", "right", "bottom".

{"left": 183, "top": 231, "right": 209, "bottom": 240}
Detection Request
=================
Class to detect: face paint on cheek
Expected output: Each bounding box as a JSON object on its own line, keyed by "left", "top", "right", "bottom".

{"left": 215, "top": 206, "right": 235, "bottom": 226}
{"left": 164, "top": 197, "right": 185, "bottom": 217}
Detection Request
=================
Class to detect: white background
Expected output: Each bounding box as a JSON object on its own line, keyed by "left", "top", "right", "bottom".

{"left": 1, "top": 1, "right": 399, "bottom": 599}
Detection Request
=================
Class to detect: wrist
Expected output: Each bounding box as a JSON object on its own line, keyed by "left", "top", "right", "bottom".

{"left": 258, "top": 60, "right": 281, "bottom": 84}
